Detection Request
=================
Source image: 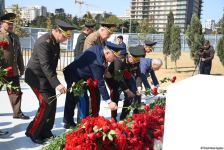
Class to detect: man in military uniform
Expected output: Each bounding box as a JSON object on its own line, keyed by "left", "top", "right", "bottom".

{"left": 105, "top": 41, "right": 136, "bottom": 121}
{"left": 79, "top": 23, "right": 116, "bottom": 119}
{"left": 73, "top": 22, "right": 95, "bottom": 122}
{"left": 144, "top": 40, "right": 157, "bottom": 54}
{"left": 63, "top": 42, "right": 122, "bottom": 128}
{"left": 25, "top": 19, "right": 75, "bottom": 144}
{"left": 83, "top": 23, "right": 116, "bottom": 50}
{"left": 198, "top": 40, "right": 215, "bottom": 75}
{"left": 74, "top": 23, "right": 95, "bottom": 57}
{"left": 0, "top": 13, "right": 29, "bottom": 120}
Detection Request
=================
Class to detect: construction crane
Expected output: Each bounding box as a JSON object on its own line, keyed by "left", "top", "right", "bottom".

{"left": 74, "top": 0, "right": 103, "bottom": 16}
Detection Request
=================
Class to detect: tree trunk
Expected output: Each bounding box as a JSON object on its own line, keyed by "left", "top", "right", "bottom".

{"left": 175, "top": 61, "right": 177, "bottom": 72}
{"left": 164, "top": 55, "right": 167, "bottom": 69}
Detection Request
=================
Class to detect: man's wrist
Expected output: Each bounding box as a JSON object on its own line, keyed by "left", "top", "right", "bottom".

{"left": 105, "top": 99, "right": 111, "bottom": 104}
{"left": 124, "top": 89, "right": 130, "bottom": 93}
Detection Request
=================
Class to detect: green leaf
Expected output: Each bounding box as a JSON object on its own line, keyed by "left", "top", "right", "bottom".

{"left": 108, "top": 130, "right": 116, "bottom": 135}
{"left": 107, "top": 134, "right": 113, "bottom": 141}
{"left": 103, "top": 133, "right": 107, "bottom": 141}
{"left": 93, "top": 126, "right": 99, "bottom": 133}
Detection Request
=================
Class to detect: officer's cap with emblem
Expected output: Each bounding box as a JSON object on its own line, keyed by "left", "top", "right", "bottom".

{"left": 84, "top": 23, "right": 96, "bottom": 29}
{"left": 144, "top": 40, "right": 157, "bottom": 47}
{"left": 101, "top": 23, "right": 116, "bottom": 34}
{"left": 106, "top": 41, "right": 125, "bottom": 57}
{"left": 129, "top": 45, "right": 146, "bottom": 57}
{"left": 55, "top": 19, "right": 76, "bottom": 38}
{"left": 0, "top": 13, "right": 16, "bottom": 24}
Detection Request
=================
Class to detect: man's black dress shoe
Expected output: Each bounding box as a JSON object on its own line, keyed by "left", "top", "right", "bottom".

{"left": 41, "top": 132, "right": 56, "bottom": 141}
{"left": 0, "top": 130, "right": 8, "bottom": 136}
{"left": 25, "top": 132, "right": 45, "bottom": 144}
{"left": 13, "top": 113, "right": 30, "bottom": 120}
{"left": 64, "top": 122, "right": 76, "bottom": 129}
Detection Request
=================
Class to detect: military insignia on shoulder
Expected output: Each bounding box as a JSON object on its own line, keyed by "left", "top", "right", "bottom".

{"left": 46, "top": 39, "right": 50, "bottom": 43}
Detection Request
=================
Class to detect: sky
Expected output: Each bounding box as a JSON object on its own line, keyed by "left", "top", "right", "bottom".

{"left": 6, "top": 0, "right": 224, "bottom": 23}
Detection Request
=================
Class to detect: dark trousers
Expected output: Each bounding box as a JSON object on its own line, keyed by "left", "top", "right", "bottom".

{"left": 200, "top": 61, "right": 212, "bottom": 75}
{"left": 63, "top": 71, "right": 79, "bottom": 124}
{"left": 26, "top": 88, "right": 56, "bottom": 139}
{"left": 105, "top": 78, "right": 120, "bottom": 121}
{"left": 106, "top": 77, "right": 137, "bottom": 121}
{"left": 120, "top": 77, "right": 137, "bottom": 120}
{"left": 0, "top": 76, "right": 22, "bottom": 117}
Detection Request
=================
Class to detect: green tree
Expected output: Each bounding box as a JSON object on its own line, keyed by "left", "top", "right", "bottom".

{"left": 185, "top": 14, "right": 204, "bottom": 65}
{"left": 170, "top": 25, "right": 181, "bottom": 72}
{"left": 137, "top": 19, "right": 150, "bottom": 41}
{"left": 137, "top": 20, "right": 158, "bottom": 41}
{"left": 163, "top": 11, "right": 174, "bottom": 69}
{"left": 46, "top": 14, "right": 53, "bottom": 32}
{"left": 11, "top": 4, "right": 29, "bottom": 37}
{"left": 30, "top": 16, "right": 47, "bottom": 28}
{"left": 217, "top": 13, "right": 224, "bottom": 66}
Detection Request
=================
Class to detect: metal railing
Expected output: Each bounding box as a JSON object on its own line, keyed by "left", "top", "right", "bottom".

{"left": 22, "top": 49, "right": 75, "bottom": 71}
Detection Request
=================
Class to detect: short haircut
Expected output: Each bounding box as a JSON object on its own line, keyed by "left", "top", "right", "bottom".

{"left": 204, "top": 40, "right": 210, "bottom": 46}
{"left": 152, "top": 58, "right": 163, "bottom": 67}
{"left": 117, "top": 35, "right": 123, "bottom": 40}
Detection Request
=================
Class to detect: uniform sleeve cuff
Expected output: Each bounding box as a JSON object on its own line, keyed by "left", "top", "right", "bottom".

{"left": 105, "top": 99, "right": 111, "bottom": 104}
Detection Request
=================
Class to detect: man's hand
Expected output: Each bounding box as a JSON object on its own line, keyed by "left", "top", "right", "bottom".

{"left": 201, "top": 58, "right": 206, "bottom": 62}
{"left": 19, "top": 71, "right": 24, "bottom": 77}
{"left": 125, "top": 89, "right": 135, "bottom": 98}
{"left": 108, "top": 102, "right": 118, "bottom": 110}
{"left": 136, "top": 87, "right": 142, "bottom": 96}
{"left": 56, "top": 84, "right": 67, "bottom": 94}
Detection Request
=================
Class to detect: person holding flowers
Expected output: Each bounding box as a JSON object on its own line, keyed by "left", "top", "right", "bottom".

{"left": 0, "top": 13, "right": 29, "bottom": 120}
{"left": 63, "top": 41, "right": 124, "bottom": 128}
{"left": 24, "top": 19, "right": 75, "bottom": 144}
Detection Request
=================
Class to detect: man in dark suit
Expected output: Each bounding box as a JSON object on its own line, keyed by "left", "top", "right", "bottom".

{"left": 139, "top": 57, "right": 162, "bottom": 90}
{"left": 63, "top": 42, "right": 123, "bottom": 128}
{"left": 0, "top": 13, "right": 29, "bottom": 120}
{"left": 74, "top": 23, "right": 95, "bottom": 57}
{"left": 198, "top": 40, "right": 215, "bottom": 75}
{"left": 117, "top": 35, "right": 126, "bottom": 50}
{"left": 25, "top": 19, "right": 75, "bottom": 144}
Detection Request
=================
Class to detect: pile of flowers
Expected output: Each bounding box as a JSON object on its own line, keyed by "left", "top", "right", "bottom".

{"left": 43, "top": 99, "right": 166, "bottom": 150}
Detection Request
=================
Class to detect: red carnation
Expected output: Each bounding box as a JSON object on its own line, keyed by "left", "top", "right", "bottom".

{"left": 171, "top": 76, "right": 177, "bottom": 83}
{"left": 123, "top": 70, "right": 132, "bottom": 79}
{"left": 0, "top": 41, "right": 9, "bottom": 47}
{"left": 88, "top": 133, "right": 96, "bottom": 141}
{"left": 152, "top": 87, "right": 158, "bottom": 95}
{"left": 4, "top": 66, "right": 13, "bottom": 77}
{"left": 144, "top": 105, "right": 150, "bottom": 112}
{"left": 103, "top": 126, "right": 110, "bottom": 133}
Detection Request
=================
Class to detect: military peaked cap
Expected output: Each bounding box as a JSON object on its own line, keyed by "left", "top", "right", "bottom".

{"left": 144, "top": 40, "right": 157, "bottom": 46}
{"left": 0, "top": 13, "right": 16, "bottom": 23}
{"left": 55, "top": 19, "right": 76, "bottom": 38}
{"left": 129, "top": 45, "right": 146, "bottom": 57}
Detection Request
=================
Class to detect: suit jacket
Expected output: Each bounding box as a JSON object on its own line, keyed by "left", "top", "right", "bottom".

{"left": 25, "top": 33, "right": 60, "bottom": 92}
{"left": 140, "top": 58, "right": 159, "bottom": 89}
{"left": 63, "top": 45, "right": 110, "bottom": 100}
{"left": 74, "top": 32, "right": 87, "bottom": 57}
{"left": 198, "top": 45, "right": 215, "bottom": 64}
{"left": 0, "top": 28, "right": 24, "bottom": 76}
{"left": 83, "top": 31, "right": 105, "bottom": 51}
